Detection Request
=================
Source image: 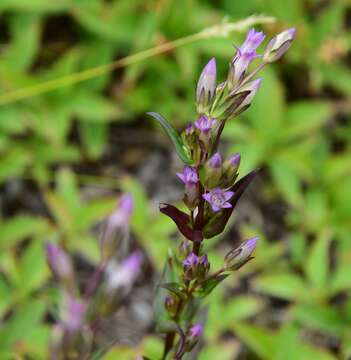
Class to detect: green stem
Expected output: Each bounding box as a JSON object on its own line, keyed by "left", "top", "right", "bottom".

{"left": 0, "top": 15, "right": 274, "bottom": 106}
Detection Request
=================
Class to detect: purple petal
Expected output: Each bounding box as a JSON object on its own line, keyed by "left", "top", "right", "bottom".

{"left": 223, "top": 191, "right": 234, "bottom": 201}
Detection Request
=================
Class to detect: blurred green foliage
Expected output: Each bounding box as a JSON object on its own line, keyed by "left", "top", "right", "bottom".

{"left": 0, "top": 0, "right": 350, "bottom": 359}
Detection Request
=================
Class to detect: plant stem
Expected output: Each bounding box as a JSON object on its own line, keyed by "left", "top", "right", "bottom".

{"left": 0, "top": 15, "right": 274, "bottom": 106}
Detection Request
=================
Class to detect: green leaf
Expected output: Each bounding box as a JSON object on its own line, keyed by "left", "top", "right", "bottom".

{"left": 0, "top": 216, "right": 48, "bottom": 251}
{"left": 146, "top": 112, "right": 192, "bottom": 164}
{"left": 161, "top": 282, "right": 187, "bottom": 300}
{"left": 304, "top": 234, "right": 330, "bottom": 290}
{"left": 194, "top": 274, "right": 229, "bottom": 298}
{"left": 0, "top": 300, "right": 46, "bottom": 353}
{"left": 232, "top": 322, "right": 275, "bottom": 359}
{"left": 253, "top": 272, "right": 308, "bottom": 301}
{"left": 292, "top": 304, "right": 345, "bottom": 335}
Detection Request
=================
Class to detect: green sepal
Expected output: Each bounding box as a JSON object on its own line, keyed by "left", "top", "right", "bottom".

{"left": 147, "top": 112, "right": 192, "bottom": 164}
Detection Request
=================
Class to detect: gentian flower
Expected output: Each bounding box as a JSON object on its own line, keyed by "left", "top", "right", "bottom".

{"left": 101, "top": 193, "right": 134, "bottom": 261}
{"left": 46, "top": 242, "right": 74, "bottom": 281}
{"left": 106, "top": 251, "right": 143, "bottom": 290}
{"left": 177, "top": 166, "right": 200, "bottom": 209}
{"left": 62, "top": 295, "right": 87, "bottom": 333}
{"left": 202, "top": 187, "right": 234, "bottom": 212}
{"left": 228, "top": 29, "right": 265, "bottom": 88}
{"left": 176, "top": 166, "right": 199, "bottom": 185}
{"left": 194, "top": 115, "right": 216, "bottom": 134}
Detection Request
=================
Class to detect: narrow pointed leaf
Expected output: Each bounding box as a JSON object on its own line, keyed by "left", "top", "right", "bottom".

{"left": 161, "top": 282, "right": 187, "bottom": 300}
{"left": 194, "top": 274, "right": 229, "bottom": 298}
{"left": 147, "top": 112, "right": 192, "bottom": 164}
{"left": 160, "top": 203, "right": 202, "bottom": 242}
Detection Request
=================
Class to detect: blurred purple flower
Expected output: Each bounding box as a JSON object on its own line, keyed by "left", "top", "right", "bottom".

{"left": 183, "top": 252, "right": 199, "bottom": 268}
{"left": 189, "top": 323, "right": 203, "bottom": 338}
{"left": 106, "top": 251, "right": 143, "bottom": 290}
{"left": 46, "top": 242, "right": 73, "bottom": 280}
{"left": 62, "top": 295, "right": 87, "bottom": 333}
{"left": 202, "top": 188, "right": 234, "bottom": 212}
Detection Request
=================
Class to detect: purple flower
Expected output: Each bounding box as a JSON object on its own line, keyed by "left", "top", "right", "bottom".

{"left": 101, "top": 193, "right": 134, "bottom": 261}
{"left": 185, "top": 122, "right": 194, "bottom": 135}
{"left": 63, "top": 295, "right": 87, "bottom": 333}
{"left": 208, "top": 152, "right": 222, "bottom": 168}
{"left": 228, "top": 29, "right": 265, "bottom": 87}
{"left": 176, "top": 166, "right": 199, "bottom": 185}
{"left": 202, "top": 188, "right": 234, "bottom": 212}
{"left": 264, "top": 28, "right": 296, "bottom": 63}
{"left": 46, "top": 242, "right": 73, "bottom": 280}
{"left": 183, "top": 252, "right": 199, "bottom": 268}
{"left": 196, "top": 58, "right": 217, "bottom": 106}
{"left": 106, "top": 251, "right": 143, "bottom": 290}
{"left": 189, "top": 323, "right": 203, "bottom": 338}
{"left": 240, "top": 28, "right": 265, "bottom": 53}
{"left": 194, "top": 115, "right": 216, "bottom": 134}
{"left": 109, "top": 193, "right": 133, "bottom": 227}
{"left": 199, "top": 254, "right": 209, "bottom": 268}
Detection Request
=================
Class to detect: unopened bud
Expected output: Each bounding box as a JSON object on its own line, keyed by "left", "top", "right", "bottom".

{"left": 46, "top": 242, "right": 74, "bottom": 283}
{"left": 62, "top": 294, "right": 87, "bottom": 333}
{"left": 231, "top": 78, "right": 262, "bottom": 117}
{"left": 196, "top": 58, "right": 217, "bottom": 114}
{"left": 204, "top": 152, "right": 222, "bottom": 188}
{"left": 101, "top": 193, "right": 134, "bottom": 261}
{"left": 164, "top": 296, "right": 179, "bottom": 317}
{"left": 224, "top": 236, "right": 258, "bottom": 270}
{"left": 263, "top": 28, "right": 296, "bottom": 63}
{"left": 183, "top": 253, "right": 210, "bottom": 280}
{"left": 186, "top": 323, "right": 203, "bottom": 351}
{"left": 223, "top": 153, "right": 241, "bottom": 186}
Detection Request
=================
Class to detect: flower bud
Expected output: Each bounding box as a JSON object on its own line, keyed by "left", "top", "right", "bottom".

{"left": 105, "top": 251, "right": 143, "bottom": 291}
{"left": 164, "top": 295, "right": 179, "bottom": 317}
{"left": 224, "top": 236, "right": 258, "bottom": 270}
{"left": 223, "top": 153, "right": 241, "bottom": 186}
{"left": 231, "top": 78, "right": 262, "bottom": 117}
{"left": 204, "top": 152, "right": 222, "bottom": 188}
{"left": 183, "top": 253, "right": 209, "bottom": 280}
{"left": 101, "top": 193, "right": 134, "bottom": 262}
{"left": 176, "top": 166, "right": 200, "bottom": 210}
{"left": 62, "top": 294, "right": 87, "bottom": 333}
{"left": 263, "top": 28, "right": 296, "bottom": 63}
{"left": 194, "top": 115, "right": 217, "bottom": 149}
{"left": 46, "top": 242, "right": 74, "bottom": 284}
{"left": 185, "top": 323, "right": 203, "bottom": 351}
{"left": 196, "top": 58, "right": 217, "bottom": 114}
{"left": 177, "top": 240, "right": 192, "bottom": 261}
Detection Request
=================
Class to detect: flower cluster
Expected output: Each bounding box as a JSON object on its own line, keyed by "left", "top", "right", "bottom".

{"left": 150, "top": 27, "right": 296, "bottom": 359}
{"left": 45, "top": 194, "right": 142, "bottom": 359}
